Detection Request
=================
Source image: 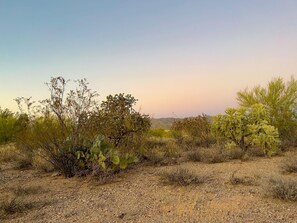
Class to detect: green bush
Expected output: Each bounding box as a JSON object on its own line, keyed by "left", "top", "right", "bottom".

{"left": 148, "top": 128, "right": 172, "bottom": 139}
{"left": 212, "top": 104, "right": 280, "bottom": 156}
{"left": 94, "top": 93, "right": 151, "bottom": 151}
{"left": 237, "top": 76, "right": 297, "bottom": 146}
{"left": 171, "top": 115, "right": 214, "bottom": 148}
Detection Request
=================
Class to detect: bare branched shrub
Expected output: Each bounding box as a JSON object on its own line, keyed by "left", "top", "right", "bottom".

{"left": 160, "top": 168, "right": 209, "bottom": 186}
{"left": 267, "top": 177, "right": 297, "bottom": 201}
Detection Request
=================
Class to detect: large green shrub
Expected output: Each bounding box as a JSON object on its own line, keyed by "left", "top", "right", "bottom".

{"left": 93, "top": 93, "right": 151, "bottom": 151}
{"left": 237, "top": 77, "right": 297, "bottom": 145}
{"left": 0, "top": 108, "right": 17, "bottom": 144}
{"left": 211, "top": 104, "right": 280, "bottom": 156}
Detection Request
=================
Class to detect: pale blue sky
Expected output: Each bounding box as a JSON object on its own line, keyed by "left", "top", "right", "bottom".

{"left": 1, "top": 0, "right": 296, "bottom": 117}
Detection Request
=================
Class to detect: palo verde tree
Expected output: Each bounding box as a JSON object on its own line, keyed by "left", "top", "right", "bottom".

{"left": 211, "top": 104, "right": 280, "bottom": 156}
{"left": 237, "top": 76, "right": 297, "bottom": 145}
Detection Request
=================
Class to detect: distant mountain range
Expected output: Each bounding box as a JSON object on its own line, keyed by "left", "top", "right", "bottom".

{"left": 150, "top": 118, "right": 180, "bottom": 129}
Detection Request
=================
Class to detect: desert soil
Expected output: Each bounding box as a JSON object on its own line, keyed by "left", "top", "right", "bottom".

{"left": 0, "top": 152, "right": 297, "bottom": 223}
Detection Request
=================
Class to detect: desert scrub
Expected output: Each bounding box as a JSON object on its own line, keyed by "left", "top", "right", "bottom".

{"left": 281, "top": 155, "right": 297, "bottom": 173}
{"left": 160, "top": 167, "right": 209, "bottom": 186}
{"left": 229, "top": 171, "right": 256, "bottom": 186}
{"left": 188, "top": 147, "right": 228, "bottom": 164}
{"left": 0, "top": 144, "right": 20, "bottom": 163}
{"left": 266, "top": 177, "right": 297, "bottom": 202}
{"left": 0, "top": 196, "right": 34, "bottom": 219}
{"left": 12, "top": 186, "right": 42, "bottom": 196}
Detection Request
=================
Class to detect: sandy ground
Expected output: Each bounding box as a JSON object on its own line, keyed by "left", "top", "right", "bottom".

{"left": 0, "top": 152, "right": 297, "bottom": 223}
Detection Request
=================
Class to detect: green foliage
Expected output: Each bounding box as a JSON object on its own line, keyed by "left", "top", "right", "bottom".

{"left": 15, "top": 77, "right": 147, "bottom": 178}
{"left": 237, "top": 76, "right": 297, "bottom": 145}
{"left": 94, "top": 93, "right": 151, "bottom": 151}
{"left": 0, "top": 108, "right": 17, "bottom": 144}
{"left": 76, "top": 136, "right": 137, "bottom": 173}
{"left": 211, "top": 104, "right": 280, "bottom": 156}
{"left": 171, "top": 114, "right": 213, "bottom": 148}
{"left": 148, "top": 128, "right": 172, "bottom": 139}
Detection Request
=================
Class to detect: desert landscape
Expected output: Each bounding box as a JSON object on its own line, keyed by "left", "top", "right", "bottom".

{"left": 1, "top": 1, "right": 297, "bottom": 222}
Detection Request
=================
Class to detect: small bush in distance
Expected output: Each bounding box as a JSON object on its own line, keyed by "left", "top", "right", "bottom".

{"left": 229, "top": 171, "right": 256, "bottom": 185}
{"left": 160, "top": 167, "right": 209, "bottom": 186}
{"left": 171, "top": 114, "right": 214, "bottom": 148}
{"left": 188, "top": 147, "right": 228, "bottom": 164}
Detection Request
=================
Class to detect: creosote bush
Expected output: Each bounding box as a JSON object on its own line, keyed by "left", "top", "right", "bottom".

{"left": 160, "top": 167, "right": 209, "bottom": 186}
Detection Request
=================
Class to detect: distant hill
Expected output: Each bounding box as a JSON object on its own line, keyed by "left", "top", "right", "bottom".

{"left": 150, "top": 118, "right": 179, "bottom": 129}
{"left": 151, "top": 115, "right": 213, "bottom": 129}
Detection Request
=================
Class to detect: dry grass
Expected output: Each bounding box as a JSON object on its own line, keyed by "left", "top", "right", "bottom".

{"left": 33, "top": 156, "right": 54, "bottom": 173}
{"left": 12, "top": 186, "right": 43, "bottom": 196}
{"left": 0, "top": 144, "right": 20, "bottom": 163}
{"left": 160, "top": 167, "right": 209, "bottom": 186}
{"left": 266, "top": 177, "right": 297, "bottom": 202}
{"left": 281, "top": 155, "right": 297, "bottom": 173}
{"left": 229, "top": 171, "right": 256, "bottom": 186}
{"left": 188, "top": 147, "right": 228, "bottom": 163}
{"left": 14, "top": 157, "right": 33, "bottom": 170}
{"left": 0, "top": 196, "right": 34, "bottom": 219}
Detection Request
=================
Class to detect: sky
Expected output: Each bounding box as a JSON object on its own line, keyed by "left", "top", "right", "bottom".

{"left": 0, "top": 0, "right": 297, "bottom": 118}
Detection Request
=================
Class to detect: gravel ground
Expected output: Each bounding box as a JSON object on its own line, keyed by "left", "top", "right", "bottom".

{"left": 0, "top": 153, "right": 297, "bottom": 223}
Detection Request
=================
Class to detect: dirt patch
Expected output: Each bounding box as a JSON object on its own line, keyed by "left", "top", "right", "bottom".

{"left": 0, "top": 152, "right": 297, "bottom": 222}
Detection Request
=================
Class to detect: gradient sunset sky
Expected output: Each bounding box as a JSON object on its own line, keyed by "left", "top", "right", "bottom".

{"left": 0, "top": 1, "right": 296, "bottom": 118}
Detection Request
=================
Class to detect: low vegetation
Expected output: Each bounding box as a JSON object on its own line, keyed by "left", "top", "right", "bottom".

{"left": 171, "top": 115, "right": 214, "bottom": 148}
{"left": 229, "top": 171, "right": 256, "bottom": 186}
{"left": 267, "top": 177, "right": 297, "bottom": 202}
{"left": 160, "top": 167, "right": 210, "bottom": 186}
{"left": 281, "top": 155, "right": 297, "bottom": 173}
{"left": 14, "top": 77, "right": 150, "bottom": 178}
